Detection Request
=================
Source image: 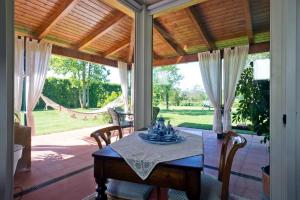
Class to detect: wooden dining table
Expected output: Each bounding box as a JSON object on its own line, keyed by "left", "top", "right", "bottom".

{"left": 92, "top": 146, "right": 204, "bottom": 200}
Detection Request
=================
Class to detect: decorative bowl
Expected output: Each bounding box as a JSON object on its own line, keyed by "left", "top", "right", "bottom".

{"left": 138, "top": 117, "right": 185, "bottom": 145}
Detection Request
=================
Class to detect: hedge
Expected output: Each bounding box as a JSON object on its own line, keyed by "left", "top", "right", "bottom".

{"left": 35, "top": 78, "right": 121, "bottom": 110}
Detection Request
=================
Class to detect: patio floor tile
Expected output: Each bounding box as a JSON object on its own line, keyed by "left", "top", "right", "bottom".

{"left": 14, "top": 126, "right": 267, "bottom": 200}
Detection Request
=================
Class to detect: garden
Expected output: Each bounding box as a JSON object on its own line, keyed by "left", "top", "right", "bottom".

{"left": 28, "top": 55, "right": 269, "bottom": 139}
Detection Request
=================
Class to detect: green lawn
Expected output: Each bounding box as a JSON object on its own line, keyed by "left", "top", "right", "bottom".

{"left": 158, "top": 106, "right": 255, "bottom": 135}
{"left": 30, "top": 106, "right": 254, "bottom": 135}
{"left": 32, "top": 110, "right": 106, "bottom": 135}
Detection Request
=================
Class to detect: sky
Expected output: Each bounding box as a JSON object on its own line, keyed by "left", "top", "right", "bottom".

{"left": 107, "top": 62, "right": 203, "bottom": 90}
{"left": 108, "top": 58, "right": 270, "bottom": 89}
{"left": 48, "top": 58, "right": 270, "bottom": 89}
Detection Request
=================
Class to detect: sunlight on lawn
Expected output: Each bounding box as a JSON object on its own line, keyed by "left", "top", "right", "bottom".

{"left": 159, "top": 106, "right": 214, "bottom": 128}
{"left": 32, "top": 106, "right": 254, "bottom": 135}
{"left": 33, "top": 110, "right": 106, "bottom": 135}
{"left": 158, "top": 106, "right": 255, "bottom": 135}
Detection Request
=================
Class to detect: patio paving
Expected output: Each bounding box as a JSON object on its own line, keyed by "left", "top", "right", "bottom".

{"left": 14, "top": 126, "right": 269, "bottom": 200}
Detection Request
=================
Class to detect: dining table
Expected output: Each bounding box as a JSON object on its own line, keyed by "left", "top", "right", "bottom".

{"left": 92, "top": 131, "right": 204, "bottom": 200}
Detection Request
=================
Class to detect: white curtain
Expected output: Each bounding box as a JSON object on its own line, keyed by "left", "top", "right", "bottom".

{"left": 14, "top": 36, "right": 25, "bottom": 117}
{"left": 223, "top": 45, "right": 249, "bottom": 132}
{"left": 26, "top": 39, "right": 52, "bottom": 135}
{"left": 131, "top": 64, "right": 134, "bottom": 112}
{"left": 198, "top": 50, "right": 222, "bottom": 134}
{"left": 118, "top": 61, "right": 129, "bottom": 112}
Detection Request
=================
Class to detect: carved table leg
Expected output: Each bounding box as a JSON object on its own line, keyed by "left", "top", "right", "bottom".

{"left": 95, "top": 178, "right": 107, "bottom": 200}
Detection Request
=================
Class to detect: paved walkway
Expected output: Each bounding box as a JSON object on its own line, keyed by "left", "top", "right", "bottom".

{"left": 14, "top": 126, "right": 269, "bottom": 200}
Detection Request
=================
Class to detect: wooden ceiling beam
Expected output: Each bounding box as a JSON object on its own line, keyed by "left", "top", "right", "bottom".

{"left": 52, "top": 45, "right": 118, "bottom": 67}
{"left": 149, "top": 0, "right": 208, "bottom": 18}
{"left": 16, "top": 28, "right": 120, "bottom": 67}
{"left": 128, "top": 20, "right": 135, "bottom": 63}
{"left": 153, "top": 20, "right": 186, "bottom": 56}
{"left": 186, "top": 6, "right": 216, "bottom": 50}
{"left": 101, "top": 0, "right": 135, "bottom": 18}
{"left": 242, "top": 0, "right": 254, "bottom": 44}
{"left": 77, "top": 13, "right": 125, "bottom": 50}
{"left": 37, "top": 0, "right": 81, "bottom": 39}
{"left": 153, "top": 27, "right": 178, "bottom": 55}
{"left": 104, "top": 39, "right": 130, "bottom": 57}
{"left": 153, "top": 42, "right": 270, "bottom": 66}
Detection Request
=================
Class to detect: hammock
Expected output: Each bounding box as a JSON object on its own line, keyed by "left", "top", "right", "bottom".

{"left": 40, "top": 94, "right": 124, "bottom": 120}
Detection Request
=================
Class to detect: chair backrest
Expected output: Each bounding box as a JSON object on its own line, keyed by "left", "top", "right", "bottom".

{"left": 218, "top": 131, "right": 247, "bottom": 200}
{"left": 90, "top": 125, "right": 123, "bottom": 149}
{"left": 108, "top": 108, "right": 120, "bottom": 126}
{"left": 152, "top": 107, "right": 160, "bottom": 122}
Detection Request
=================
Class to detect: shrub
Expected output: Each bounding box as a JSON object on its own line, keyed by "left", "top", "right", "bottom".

{"left": 35, "top": 78, "right": 79, "bottom": 110}
{"left": 101, "top": 91, "right": 121, "bottom": 107}
{"left": 35, "top": 78, "right": 121, "bottom": 110}
{"left": 233, "top": 66, "right": 270, "bottom": 143}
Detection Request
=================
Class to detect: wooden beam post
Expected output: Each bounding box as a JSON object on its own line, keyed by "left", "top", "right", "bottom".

{"left": 77, "top": 13, "right": 125, "bottom": 50}
{"left": 186, "top": 6, "right": 216, "bottom": 50}
{"left": 153, "top": 20, "right": 186, "bottom": 56}
{"left": 242, "top": 0, "right": 254, "bottom": 44}
{"left": 0, "top": 0, "right": 14, "bottom": 199}
{"left": 37, "top": 0, "right": 81, "bottom": 39}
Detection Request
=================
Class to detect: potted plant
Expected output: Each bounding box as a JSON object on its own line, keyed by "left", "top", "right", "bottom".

{"left": 232, "top": 66, "right": 270, "bottom": 198}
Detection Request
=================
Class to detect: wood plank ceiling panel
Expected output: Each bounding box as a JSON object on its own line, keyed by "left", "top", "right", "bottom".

{"left": 14, "top": 0, "right": 270, "bottom": 65}
{"left": 155, "top": 9, "right": 205, "bottom": 54}
{"left": 250, "top": 0, "right": 270, "bottom": 32}
{"left": 48, "top": 0, "right": 117, "bottom": 46}
{"left": 153, "top": 26, "right": 178, "bottom": 58}
{"left": 15, "top": 0, "right": 61, "bottom": 31}
{"left": 185, "top": 6, "right": 216, "bottom": 50}
{"left": 107, "top": 43, "right": 130, "bottom": 62}
{"left": 194, "top": 0, "right": 247, "bottom": 41}
{"left": 76, "top": 12, "right": 125, "bottom": 50}
{"left": 242, "top": 0, "right": 254, "bottom": 44}
{"left": 89, "top": 16, "right": 132, "bottom": 54}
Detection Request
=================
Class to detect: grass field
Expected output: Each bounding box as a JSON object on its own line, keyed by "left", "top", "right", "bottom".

{"left": 31, "top": 109, "right": 106, "bottom": 135}
{"left": 158, "top": 106, "right": 254, "bottom": 135}
{"left": 30, "top": 106, "right": 254, "bottom": 135}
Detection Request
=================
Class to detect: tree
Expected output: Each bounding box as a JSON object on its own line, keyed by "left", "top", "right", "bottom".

{"left": 50, "top": 55, "right": 110, "bottom": 108}
{"left": 232, "top": 64, "right": 270, "bottom": 143}
{"left": 153, "top": 65, "right": 183, "bottom": 109}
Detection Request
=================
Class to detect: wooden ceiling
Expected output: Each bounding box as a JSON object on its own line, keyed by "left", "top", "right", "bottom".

{"left": 15, "top": 0, "right": 270, "bottom": 67}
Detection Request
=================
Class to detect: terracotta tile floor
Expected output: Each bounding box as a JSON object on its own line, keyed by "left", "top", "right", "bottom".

{"left": 14, "top": 126, "right": 269, "bottom": 200}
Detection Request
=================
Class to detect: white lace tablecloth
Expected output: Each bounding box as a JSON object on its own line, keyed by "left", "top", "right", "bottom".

{"left": 110, "top": 130, "right": 203, "bottom": 180}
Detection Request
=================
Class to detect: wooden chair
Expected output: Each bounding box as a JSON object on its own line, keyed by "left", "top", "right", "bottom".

{"left": 90, "top": 125, "right": 153, "bottom": 200}
{"left": 168, "top": 131, "right": 247, "bottom": 200}
{"left": 108, "top": 108, "right": 133, "bottom": 133}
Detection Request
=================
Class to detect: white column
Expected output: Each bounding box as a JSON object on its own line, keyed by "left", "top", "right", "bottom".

{"left": 134, "top": 5, "right": 153, "bottom": 130}
{"left": 0, "top": 0, "right": 14, "bottom": 199}
{"left": 270, "top": 0, "right": 300, "bottom": 199}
